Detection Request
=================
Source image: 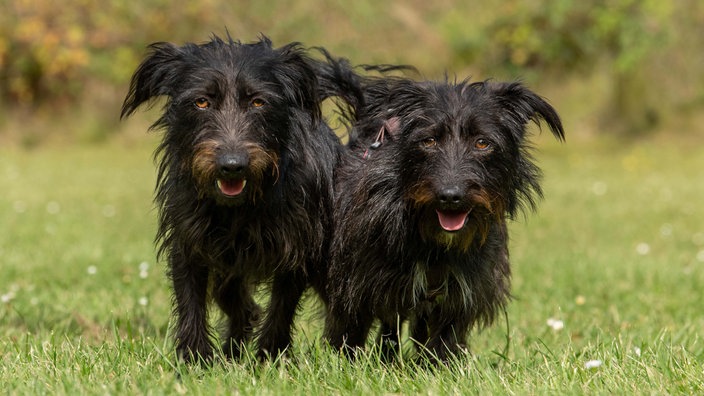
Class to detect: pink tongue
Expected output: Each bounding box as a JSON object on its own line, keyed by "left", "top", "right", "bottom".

{"left": 436, "top": 210, "right": 469, "bottom": 231}
{"left": 217, "top": 178, "right": 246, "bottom": 196}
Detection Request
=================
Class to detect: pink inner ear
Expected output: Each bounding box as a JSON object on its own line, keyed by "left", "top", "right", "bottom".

{"left": 383, "top": 117, "right": 401, "bottom": 138}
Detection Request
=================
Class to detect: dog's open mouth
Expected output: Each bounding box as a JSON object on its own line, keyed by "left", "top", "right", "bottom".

{"left": 216, "top": 178, "right": 247, "bottom": 197}
{"left": 436, "top": 209, "right": 470, "bottom": 232}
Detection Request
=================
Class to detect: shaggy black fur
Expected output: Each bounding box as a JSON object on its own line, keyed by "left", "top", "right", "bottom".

{"left": 318, "top": 60, "right": 565, "bottom": 363}
{"left": 121, "top": 35, "right": 340, "bottom": 363}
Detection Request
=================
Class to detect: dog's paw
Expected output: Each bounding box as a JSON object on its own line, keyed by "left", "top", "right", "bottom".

{"left": 176, "top": 342, "right": 214, "bottom": 366}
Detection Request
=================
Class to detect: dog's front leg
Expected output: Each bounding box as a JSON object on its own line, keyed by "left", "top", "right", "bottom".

{"left": 377, "top": 318, "right": 403, "bottom": 362}
{"left": 424, "top": 318, "right": 471, "bottom": 364}
{"left": 213, "top": 275, "right": 261, "bottom": 360}
{"left": 323, "top": 302, "right": 374, "bottom": 359}
{"left": 256, "top": 270, "right": 307, "bottom": 360}
{"left": 169, "top": 249, "right": 214, "bottom": 364}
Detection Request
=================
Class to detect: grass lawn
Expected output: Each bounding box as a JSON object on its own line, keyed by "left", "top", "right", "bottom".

{"left": 1, "top": 134, "right": 703, "bottom": 394}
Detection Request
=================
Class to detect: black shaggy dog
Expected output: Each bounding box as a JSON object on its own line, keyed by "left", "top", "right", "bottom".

{"left": 320, "top": 65, "right": 564, "bottom": 362}
{"left": 121, "top": 35, "right": 340, "bottom": 363}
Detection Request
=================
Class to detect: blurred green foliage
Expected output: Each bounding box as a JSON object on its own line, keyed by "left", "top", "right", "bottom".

{"left": 441, "top": 0, "right": 697, "bottom": 134}
{"left": 0, "top": 0, "right": 702, "bottom": 138}
{"left": 445, "top": 0, "right": 672, "bottom": 74}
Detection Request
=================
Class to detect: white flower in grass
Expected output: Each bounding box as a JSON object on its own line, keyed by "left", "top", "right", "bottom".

{"left": 46, "top": 201, "right": 61, "bottom": 215}
{"left": 584, "top": 359, "right": 602, "bottom": 369}
{"left": 102, "top": 205, "right": 116, "bottom": 218}
{"left": 591, "top": 181, "right": 607, "bottom": 196}
{"left": 1, "top": 286, "right": 17, "bottom": 302}
{"left": 635, "top": 242, "right": 650, "bottom": 255}
{"left": 13, "top": 200, "right": 27, "bottom": 213}
{"left": 139, "top": 261, "right": 150, "bottom": 279}
{"left": 87, "top": 265, "right": 98, "bottom": 275}
{"left": 633, "top": 347, "right": 642, "bottom": 357}
{"left": 659, "top": 224, "right": 672, "bottom": 238}
{"left": 138, "top": 297, "right": 149, "bottom": 306}
{"left": 546, "top": 318, "right": 564, "bottom": 331}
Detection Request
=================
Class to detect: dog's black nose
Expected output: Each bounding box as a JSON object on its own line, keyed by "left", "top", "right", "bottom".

{"left": 438, "top": 187, "right": 463, "bottom": 205}
{"left": 217, "top": 153, "right": 249, "bottom": 177}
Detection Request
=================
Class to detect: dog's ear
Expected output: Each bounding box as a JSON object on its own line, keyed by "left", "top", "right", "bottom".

{"left": 120, "top": 42, "right": 184, "bottom": 119}
{"left": 491, "top": 82, "right": 565, "bottom": 142}
{"left": 383, "top": 116, "right": 402, "bottom": 140}
{"left": 272, "top": 42, "right": 321, "bottom": 121}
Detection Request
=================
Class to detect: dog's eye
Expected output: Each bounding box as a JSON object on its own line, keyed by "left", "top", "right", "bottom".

{"left": 194, "top": 98, "right": 210, "bottom": 109}
{"left": 421, "top": 137, "right": 437, "bottom": 148}
{"left": 474, "top": 138, "right": 491, "bottom": 151}
{"left": 251, "top": 98, "right": 265, "bottom": 108}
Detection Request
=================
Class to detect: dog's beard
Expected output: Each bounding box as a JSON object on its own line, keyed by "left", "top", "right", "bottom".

{"left": 416, "top": 206, "right": 495, "bottom": 253}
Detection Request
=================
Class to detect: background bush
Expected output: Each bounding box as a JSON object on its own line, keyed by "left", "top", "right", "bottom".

{"left": 1, "top": 0, "right": 703, "bottom": 140}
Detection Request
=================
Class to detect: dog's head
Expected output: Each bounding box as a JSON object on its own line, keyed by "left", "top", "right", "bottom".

{"left": 121, "top": 35, "right": 321, "bottom": 206}
{"left": 360, "top": 79, "right": 564, "bottom": 250}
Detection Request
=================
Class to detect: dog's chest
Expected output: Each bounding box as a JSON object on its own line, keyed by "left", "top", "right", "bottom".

{"left": 413, "top": 261, "right": 450, "bottom": 304}
{"left": 227, "top": 213, "right": 313, "bottom": 273}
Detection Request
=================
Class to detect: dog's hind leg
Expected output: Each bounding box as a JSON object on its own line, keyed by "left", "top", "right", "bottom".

{"left": 323, "top": 304, "right": 374, "bottom": 359}
{"left": 213, "top": 275, "right": 261, "bottom": 360}
{"left": 256, "top": 270, "right": 307, "bottom": 360}
{"left": 170, "top": 250, "right": 214, "bottom": 364}
{"left": 376, "top": 318, "right": 403, "bottom": 362}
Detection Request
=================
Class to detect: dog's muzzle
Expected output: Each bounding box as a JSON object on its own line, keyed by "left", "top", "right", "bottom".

{"left": 435, "top": 186, "right": 470, "bottom": 232}
{"left": 216, "top": 153, "right": 249, "bottom": 197}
